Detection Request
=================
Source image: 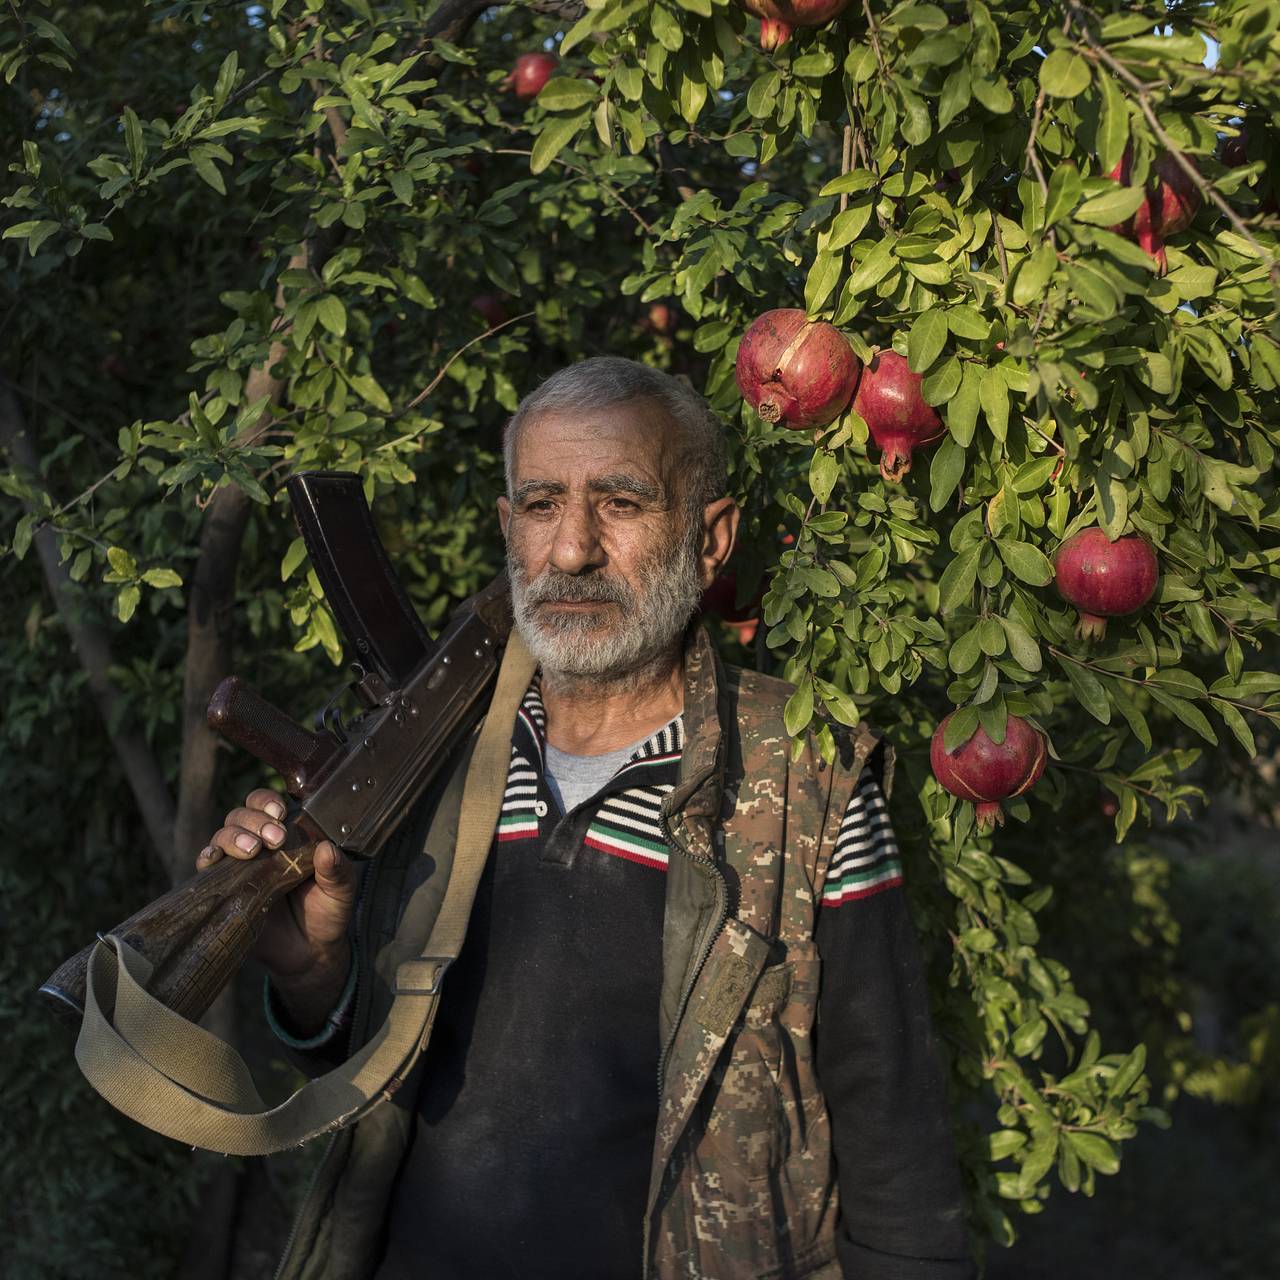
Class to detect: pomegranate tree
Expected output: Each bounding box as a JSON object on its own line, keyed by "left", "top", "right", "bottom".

{"left": 504, "top": 52, "right": 558, "bottom": 100}
{"left": 1053, "top": 527, "right": 1159, "bottom": 642}
{"left": 930, "top": 713, "right": 1048, "bottom": 834}
{"left": 735, "top": 308, "right": 861, "bottom": 429}
{"left": 738, "top": 1, "right": 852, "bottom": 50}
{"left": 853, "top": 349, "right": 945, "bottom": 482}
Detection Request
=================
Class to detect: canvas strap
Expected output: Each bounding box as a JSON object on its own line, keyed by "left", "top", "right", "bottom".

{"left": 72, "top": 630, "right": 536, "bottom": 1156}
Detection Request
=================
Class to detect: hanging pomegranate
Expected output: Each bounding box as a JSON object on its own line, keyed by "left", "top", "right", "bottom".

{"left": 1107, "top": 147, "right": 1201, "bottom": 273}
{"left": 930, "top": 712, "right": 1047, "bottom": 834}
{"left": 738, "top": 1, "right": 852, "bottom": 50}
{"left": 735, "top": 309, "right": 861, "bottom": 429}
{"left": 470, "top": 294, "right": 510, "bottom": 328}
{"left": 700, "top": 571, "right": 763, "bottom": 645}
{"left": 1053, "top": 527, "right": 1159, "bottom": 642}
{"left": 504, "top": 52, "right": 558, "bottom": 101}
{"left": 853, "top": 349, "right": 945, "bottom": 482}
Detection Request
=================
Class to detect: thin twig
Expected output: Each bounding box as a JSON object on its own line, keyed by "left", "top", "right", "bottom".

{"left": 839, "top": 123, "right": 853, "bottom": 213}
{"left": 377, "top": 310, "right": 536, "bottom": 453}
{"left": 491, "top": 148, "right": 654, "bottom": 230}
{"left": 1066, "top": 1, "right": 1278, "bottom": 278}
{"left": 862, "top": 0, "right": 890, "bottom": 80}
{"left": 992, "top": 211, "right": 1009, "bottom": 283}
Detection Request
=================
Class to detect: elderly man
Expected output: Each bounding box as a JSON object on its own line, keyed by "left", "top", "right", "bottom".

{"left": 200, "top": 358, "right": 972, "bottom": 1280}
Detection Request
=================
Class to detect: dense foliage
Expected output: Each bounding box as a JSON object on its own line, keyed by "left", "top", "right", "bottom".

{"left": 3, "top": 0, "right": 1278, "bottom": 1274}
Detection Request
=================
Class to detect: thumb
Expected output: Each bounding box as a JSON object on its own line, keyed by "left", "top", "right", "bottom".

{"left": 313, "top": 841, "right": 356, "bottom": 902}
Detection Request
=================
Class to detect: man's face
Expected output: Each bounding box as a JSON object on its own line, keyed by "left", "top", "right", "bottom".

{"left": 497, "top": 397, "right": 730, "bottom": 681}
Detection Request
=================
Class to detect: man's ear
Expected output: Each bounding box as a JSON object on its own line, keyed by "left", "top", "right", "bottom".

{"left": 698, "top": 496, "right": 739, "bottom": 589}
{"left": 497, "top": 495, "right": 511, "bottom": 540}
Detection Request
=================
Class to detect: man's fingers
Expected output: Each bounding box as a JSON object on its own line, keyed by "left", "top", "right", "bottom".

{"left": 246, "top": 788, "right": 288, "bottom": 821}
{"left": 195, "top": 844, "right": 222, "bottom": 872}
{"left": 220, "top": 805, "right": 289, "bottom": 850}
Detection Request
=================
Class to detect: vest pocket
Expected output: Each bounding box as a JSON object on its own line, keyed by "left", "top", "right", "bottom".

{"left": 701, "top": 960, "right": 794, "bottom": 1182}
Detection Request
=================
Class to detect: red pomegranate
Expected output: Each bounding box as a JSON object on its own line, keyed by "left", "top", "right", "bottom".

{"left": 700, "top": 571, "right": 763, "bottom": 646}
{"left": 930, "top": 712, "right": 1048, "bottom": 834}
{"left": 739, "top": 1, "right": 851, "bottom": 49}
{"left": 736, "top": 309, "right": 861, "bottom": 429}
{"left": 1107, "top": 148, "right": 1200, "bottom": 273}
{"left": 1053, "top": 526, "right": 1159, "bottom": 642}
{"left": 646, "top": 302, "right": 677, "bottom": 335}
{"left": 470, "top": 294, "right": 510, "bottom": 328}
{"left": 853, "top": 349, "right": 945, "bottom": 482}
{"left": 504, "top": 52, "right": 558, "bottom": 101}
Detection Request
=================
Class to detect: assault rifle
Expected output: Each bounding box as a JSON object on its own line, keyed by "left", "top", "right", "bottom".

{"left": 40, "top": 472, "right": 512, "bottom": 1023}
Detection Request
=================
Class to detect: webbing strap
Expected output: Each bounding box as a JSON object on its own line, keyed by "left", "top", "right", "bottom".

{"left": 73, "top": 631, "right": 536, "bottom": 1156}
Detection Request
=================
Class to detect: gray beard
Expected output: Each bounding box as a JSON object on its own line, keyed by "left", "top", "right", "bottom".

{"left": 508, "top": 521, "right": 703, "bottom": 691}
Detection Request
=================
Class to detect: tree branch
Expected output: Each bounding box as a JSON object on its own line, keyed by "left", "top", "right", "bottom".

{"left": 1066, "top": 1, "right": 1278, "bottom": 278}
{"left": 0, "top": 386, "right": 177, "bottom": 869}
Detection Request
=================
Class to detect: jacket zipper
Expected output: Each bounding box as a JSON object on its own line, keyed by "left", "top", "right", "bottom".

{"left": 272, "top": 851, "right": 378, "bottom": 1280}
{"left": 645, "top": 807, "right": 728, "bottom": 1279}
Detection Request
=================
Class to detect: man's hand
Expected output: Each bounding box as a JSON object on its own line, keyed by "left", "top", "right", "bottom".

{"left": 196, "top": 788, "right": 356, "bottom": 1035}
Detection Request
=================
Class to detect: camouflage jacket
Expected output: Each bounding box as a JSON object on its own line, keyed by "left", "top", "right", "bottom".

{"left": 275, "top": 624, "right": 886, "bottom": 1280}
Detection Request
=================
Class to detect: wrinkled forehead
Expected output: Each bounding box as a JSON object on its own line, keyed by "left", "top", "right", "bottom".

{"left": 509, "top": 397, "right": 683, "bottom": 497}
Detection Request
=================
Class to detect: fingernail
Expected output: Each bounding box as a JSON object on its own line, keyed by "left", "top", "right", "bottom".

{"left": 265, "top": 801, "right": 286, "bottom": 820}
{"left": 235, "top": 833, "right": 259, "bottom": 853}
{"left": 263, "top": 822, "right": 286, "bottom": 846}
{"left": 197, "top": 846, "right": 215, "bottom": 862}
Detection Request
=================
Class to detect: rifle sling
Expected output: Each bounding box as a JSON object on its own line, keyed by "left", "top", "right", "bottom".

{"left": 73, "top": 629, "right": 536, "bottom": 1156}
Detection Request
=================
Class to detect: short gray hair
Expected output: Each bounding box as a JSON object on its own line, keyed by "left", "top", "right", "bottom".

{"left": 503, "top": 357, "right": 729, "bottom": 518}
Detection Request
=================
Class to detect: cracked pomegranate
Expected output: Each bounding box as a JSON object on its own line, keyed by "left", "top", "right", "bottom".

{"left": 736, "top": 309, "right": 861, "bottom": 429}
{"left": 930, "top": 713, "right": 1047, "bottom": 834}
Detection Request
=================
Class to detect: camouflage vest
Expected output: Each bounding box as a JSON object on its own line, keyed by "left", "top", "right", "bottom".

{"left": 276, "top": 625, "right": 887, "bottom": 1280}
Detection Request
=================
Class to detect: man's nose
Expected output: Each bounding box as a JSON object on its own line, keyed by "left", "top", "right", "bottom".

{"left": 547, "top": 499, "right": 606, "bottom": 575}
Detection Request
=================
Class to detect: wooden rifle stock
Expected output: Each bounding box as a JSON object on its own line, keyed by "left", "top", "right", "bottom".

{"left": 40, "top": 571, "right": 512, "bottom": 1023}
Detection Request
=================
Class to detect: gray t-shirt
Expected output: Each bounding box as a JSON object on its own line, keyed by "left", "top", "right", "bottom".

{"left": 544, "top": 727, "right": 669, "bottom": 814}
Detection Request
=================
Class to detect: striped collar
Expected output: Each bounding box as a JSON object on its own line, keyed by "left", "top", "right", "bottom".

{"left": 512, "top": 676, "right": 685, "bottom": 787}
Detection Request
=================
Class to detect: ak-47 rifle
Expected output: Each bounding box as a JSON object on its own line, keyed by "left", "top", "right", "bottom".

{"left": 40, "top": 471, "right": 512, "bottom": 1024}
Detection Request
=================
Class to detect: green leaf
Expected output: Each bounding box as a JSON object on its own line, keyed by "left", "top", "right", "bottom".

{"left": 922, "top": 356, "right": 961, "bottom": 406}
{"left": 1062, "top": 659, "right": 1111, "bottom": 724}
{"left": 347, "top": 372, "right": 392, "bottom": 414}
{"left": 1012, "top": 242, "right": 1057, "bottom": 307}
{"left": 140, "top": 568, "right": 182, "bottom": 589}
{"left": 1065, "top": 1132, "right": 1120, "bottom": 1175}
{"left": 1096, "top": 72, "right": 1130, "bottom": 172}
{"left": 784, "top": 680, "right": 814, "bottom": 737}
{"left": 281, "top": 536, "right": 308, "bottom": 582}
{"left": 1039, "top": 49, "right": 1091, "bottom": 97}
{"left": 1043, "top": 163, "right": 1083, "bottom": 227}
{"left": 530, "top": 112, "right": 586, "bottom": 174}
{"left": 316, "top": 295, "right": 346, "bottom": 337}
{"left": 999, "top": 616, "right": 1043, "bottom": 672}
{"left": 809, "top": 450, "right": 840, "bottom": 503}
{"left": 1146, "top": 687, "right": 1218, "bottom": 744}
{"left": 996, "top": 539, "right": 1054, "bottom": 585}
{"left": 805, "top": 250, "right": 842, "bottom": 315}
{"left": 1075, "top": 185, "right": 1148, "bottom": 226}
{"left": 116, "top": 584, "right": 141, "bottom": 624}
{"left": 929, "top": 436, "right": 966, "bottom": 512}
{"left": 938, "top": 543, "right": 983, "bottom": 611}
{"left": 943, "top": 705, "right": 979, "bottom": 751}
{"left": 980, "top": 366, "right": 1009, "bottom": 441}
{"left": 947, "top": 307, "right": 989, "bottom": 340}
{"left": 947, "top": 363, "right": 981, "bottom": 446}
{"left": 1215, "top": 700, "right": 1256, "bottom": 756}
{"left": 845, "top": 238, "right": 896, "bottom": 296}
{"left": 908, "top": 310, "right": 948, "bottom": 374}
{"left": 650, "top": 3, "right": 684, "bottom": 51}
{"left": 536, "top": 77, "right": 597, "bottom": 111}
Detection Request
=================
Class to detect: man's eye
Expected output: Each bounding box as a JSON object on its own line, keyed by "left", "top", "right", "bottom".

{"left": 607, "top": 497, "right": 639, "bottom": 510}
{"left": 524, "top": 499, "right": 554, "bottom": 512}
